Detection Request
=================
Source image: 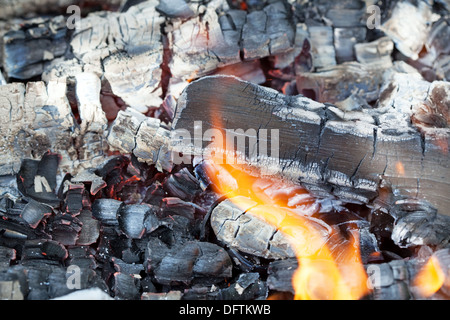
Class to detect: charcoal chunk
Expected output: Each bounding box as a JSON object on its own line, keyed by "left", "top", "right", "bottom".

{"left": 22, "top": 239, "right": 68, "bottom": 264}
{"left": 267, "top": 258, "right": 297, "bottom": 294}
{"left": 160, "top": 197, "right": 196, "bottom": 220}
{"left": 91, "top": 199, "right": 122, "bottom": 226}
{"left": 118, "top": 204, "right": 156, "bottom": 239}
{"left": 48, "top": 213, "right": 83, "bottom": 246}
{"left": 16, "top": 151, "right": 60, "bottom": 206}
{"left": 392, "top": 203, "right": 450, "bottom": 248}
{"left": 20, "top": 199, "right": 52, "bottom": 229}
{"left": 163, "top": 168, "right": 201, "bottom": 202}
{"left": 113, "top": 272, "right": 140, "bottom": 300}
{"left": 152, "top": 241, "right": 232, "bottom": 286}
{"left": 217, "top": 273, "right": 268, "bottom": 300}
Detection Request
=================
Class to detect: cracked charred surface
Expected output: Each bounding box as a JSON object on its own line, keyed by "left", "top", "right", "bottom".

{"left": 0, "top": 73, "right": 108, "bottom": 176}
{"left": 172, "top": 76, "right": 450, "bottom": 216}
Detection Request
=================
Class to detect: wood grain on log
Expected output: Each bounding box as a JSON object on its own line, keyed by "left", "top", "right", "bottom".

{"left": 172, "top": 75, "right": 450, "bottom": 216}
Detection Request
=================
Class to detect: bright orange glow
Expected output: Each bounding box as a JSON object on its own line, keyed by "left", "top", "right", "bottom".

{"left": 395, "top": 161, "right": 405, "bottom": 176}
{"left": 204, "top": 138, "right": 370, "bottom": 299}
{"left": 414, "top": 255, "right": 445, "bottom": 297}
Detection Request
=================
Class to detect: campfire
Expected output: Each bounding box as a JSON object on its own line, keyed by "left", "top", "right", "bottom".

{"left": 0, "top": 0, "right": 449, "bottom": 301}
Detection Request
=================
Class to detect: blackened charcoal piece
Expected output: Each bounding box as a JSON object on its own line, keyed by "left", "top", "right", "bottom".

{"left": 358, "top": 226, "right": 380, "bottom": 264}
{"left": 22, "top": 239, "right": 68, "bottom": 264}
{"left": 118, "top": 204, "right": 157, "bottom": 239}
{"left": 3, "top": 197, "right": 26, "bottom": 217}
{"left": 0, "top": 195, "right": 14, "bottom": 215}
{"left": 153, "top": 241, "right": 232, "bottom": 286}
{"left": 163, "top": 168, "right": 202, "bottom": 202}
{"left": 63, "top": 184, "right": 85, "bottom": 215}
{"left": 0, "top": 247, "right": 16, "bottom": 270}
{"left": 24, "top": 267, "right": 53, "bottom": 299}
{"left": 3, "top": 16, "right": 67, "bottom": 80}
{"left": 194, "top": 161, "right": 214, "bottom": 190}
{"left": 160, "top": 197, "right": 196, "bottom": 220}
{"left": 121, "top": 248, "right": 141, "bottom": 264}
{"left": 96, "top": 227, "right": 124, "bottom": 265}
{"left": 67, "top": 246, "right": 98, "bottom": 271}
{"left": 16, "top": 151, "right": 60, "bottom": 206}
{"left": 143, "top": 182, "right": 166, "bottom": 206}
{"left": 145, "top": 237, "right": 170, "bottom": 274}
{"left": 148, "top": 215, "right": 195, "bottom": 248}
{"left": 113, "top": 272, "right": 140, "bottom": 300}
{"left": 0, "top": 217, "right": 45, "bottom": 242}
{"left": 48, "top": 213, "right": 83, "bottom": 246}
{"left": 267, "top": 258, "right": 297, "bottom": 294}
{"left": 143, "top": 209, "right": 161, "bottom": 235}
{"left": 391, "top": 201, "right": 450, "bottom": 248}
{"left": 112, "top": 257, "right": 144, "bottom": 276}
{"left": 76, "top": 210, "right": 101, "bottom": 246}
{"left": 217, "top": 272, "right": 268, "bottom": 300}
{"left": 20, "top": 199, "right": 52, "bottom": 229}
{"left": 92, "top": 198, "right": 122, "bottom": 226}
{"left": 95, "top": 156, "right": 130, "bottom": 180}
{"left": 47, "top": 267, "right": 73, "bottom": 299}
{"left": 22, "top": 264, "right": 108, "bottom": 300}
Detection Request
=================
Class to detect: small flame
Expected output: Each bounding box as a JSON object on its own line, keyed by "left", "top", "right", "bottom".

{"left": 204, "top": 149, "right": 369, "bottom": 300}
{"left": 414, "top": 255, "right": 445, "bottom": 297}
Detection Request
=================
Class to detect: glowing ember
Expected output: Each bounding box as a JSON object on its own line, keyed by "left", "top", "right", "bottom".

{"left": 395, "top": 161, "right": 405, "bottom": 176}
{"left": 204, "top": 150, "right": 370, "bottom": 300}
{"left": 414, "top": 255, "right": 445, "bottom": 297}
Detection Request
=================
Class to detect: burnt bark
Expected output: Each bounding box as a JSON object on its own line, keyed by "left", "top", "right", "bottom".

{"left": 172, "top": 75, "right": 450, "bottom": 217}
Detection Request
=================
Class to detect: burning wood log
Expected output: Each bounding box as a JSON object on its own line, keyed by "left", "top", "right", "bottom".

{"left": 172, "top": 75, "right": 450, "bottom": 217}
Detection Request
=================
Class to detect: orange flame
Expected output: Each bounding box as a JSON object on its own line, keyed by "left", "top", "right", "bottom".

{"left": 414, "top": 255, "right": 445, "bottom": 297}
{"left": 204, "top": 145, "right": 370, "bottom": 300}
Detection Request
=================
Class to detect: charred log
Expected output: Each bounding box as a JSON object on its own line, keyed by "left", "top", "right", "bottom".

{"left": 172, "top": 75, "right": 450, "bottom": 217}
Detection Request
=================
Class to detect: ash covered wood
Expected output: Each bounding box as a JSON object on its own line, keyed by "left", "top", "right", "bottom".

{"left": 0, "top": 74, "right": 108, "bottom": 177}
{"left": 0, "top": 0, "right": 449, "bottom": 302}
{"left": 172, "top": 75, "right": 450, "bottom": 217}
